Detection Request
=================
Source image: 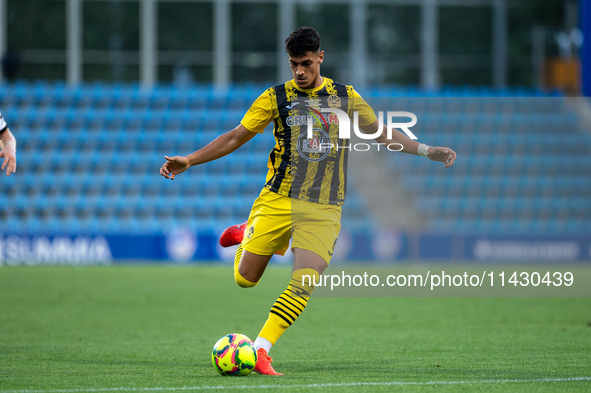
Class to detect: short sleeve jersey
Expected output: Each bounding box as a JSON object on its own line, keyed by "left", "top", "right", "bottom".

{"left": 241, "top": 77, "right": 377, "bottom": 206}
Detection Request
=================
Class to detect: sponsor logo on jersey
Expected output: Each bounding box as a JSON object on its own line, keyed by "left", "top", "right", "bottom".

{"left": 297, "top": 128, "right": 331, "bottom": 162}
{"left": 286, "top": 113, "right": 340, "bottom": 127}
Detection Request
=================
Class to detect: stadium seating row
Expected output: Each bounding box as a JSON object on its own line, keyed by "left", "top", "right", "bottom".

{"left": 1, "top": 81, "right": 588, "bottom": 235}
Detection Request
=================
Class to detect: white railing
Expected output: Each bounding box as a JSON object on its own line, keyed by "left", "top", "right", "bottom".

{"left": 0, "top": 0, "right": 509, "bottom": 90}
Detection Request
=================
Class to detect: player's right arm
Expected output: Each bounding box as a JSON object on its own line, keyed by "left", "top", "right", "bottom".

{"left": 160, "top": 89, "right": 273, "bottom": 180}
{"left": 160, "top": 124, "right": 257, "bottom": 180}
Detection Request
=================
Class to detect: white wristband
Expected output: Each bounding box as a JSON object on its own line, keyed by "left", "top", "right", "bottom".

{"left": 418, "top": 143, "right": 431, "bottom": 157}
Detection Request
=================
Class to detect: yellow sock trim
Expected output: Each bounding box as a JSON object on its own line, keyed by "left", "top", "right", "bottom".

{"left": 233, "top": 245, "right": 258, "bottom": 288}
{"left": 289, "top": 268, "right": 319, "bottom": 299}
{"left": 258, "top": 268, "right": 319, "bottom": 344}
{"left": 234, "top": 244, "right": 243, "bottom": 276}
{"left": 235, "top": 270, "right": 258, "bottom": 288}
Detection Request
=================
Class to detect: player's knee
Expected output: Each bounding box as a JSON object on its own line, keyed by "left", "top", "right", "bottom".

{"left": 234, "top": 269, "right": 259, "bottom": 288}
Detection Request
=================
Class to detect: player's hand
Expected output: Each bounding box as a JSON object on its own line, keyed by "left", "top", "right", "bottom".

{"left": 160, "top": 155, "right": 190, "bottom": 180}
{"left": 427, "top": 146, "right": 456, "bottom": 168}
{"left": 0, "top": 145, "right": 17, "bottom": 176}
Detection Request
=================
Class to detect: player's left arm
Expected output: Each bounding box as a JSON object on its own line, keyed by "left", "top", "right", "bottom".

{"left": 0, "top": 128, "right": 17, "bottom": 176}
{"left": 360, "top": 120, "right": 456, "bottom": 168}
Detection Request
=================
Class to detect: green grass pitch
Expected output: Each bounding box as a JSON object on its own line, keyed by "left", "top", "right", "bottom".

{"left": 1, "top": 265, "right": 590, "bottom": 392}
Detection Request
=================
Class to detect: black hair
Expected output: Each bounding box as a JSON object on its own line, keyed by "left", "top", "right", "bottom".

{"left": 285, "top": 27, "right": 321, "bottom": 57}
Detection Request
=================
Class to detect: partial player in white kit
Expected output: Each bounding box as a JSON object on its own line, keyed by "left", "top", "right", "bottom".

{"left": 0, "top": 111, "right": 17, "bottom": 176}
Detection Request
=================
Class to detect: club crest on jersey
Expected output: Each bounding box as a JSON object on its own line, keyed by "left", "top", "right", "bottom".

{"left": 246, "top": 225, "right": 254, "bottom": 240}
{"left": 297, "top": 128, "right": 331, "bottom": 162}
{"left": 327, "top": 95, "right": 341, "bottom": 108}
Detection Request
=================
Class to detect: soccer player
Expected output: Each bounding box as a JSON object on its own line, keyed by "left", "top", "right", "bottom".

{"left": 160, "top": 27, "right": 456, "bottom": 375}
{"left": 0, "top": 111, "right": 17, "bottom": 176}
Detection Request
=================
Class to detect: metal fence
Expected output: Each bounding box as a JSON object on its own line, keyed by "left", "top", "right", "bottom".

{"left": 0, "top": 0, "right": 566, "bottom": 89}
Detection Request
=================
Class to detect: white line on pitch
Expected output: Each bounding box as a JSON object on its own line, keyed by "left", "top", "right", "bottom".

{"left": 2, "top": 377, "right": 590, "bottom": 393}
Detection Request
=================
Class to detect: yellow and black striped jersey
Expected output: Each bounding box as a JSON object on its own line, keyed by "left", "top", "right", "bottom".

{"left": 241, "top": 77, "right": 376, "bottom": 206}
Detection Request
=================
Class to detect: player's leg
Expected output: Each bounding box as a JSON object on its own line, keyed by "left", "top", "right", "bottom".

{"left": 253, "top": 202, "right": 340, "bottom": 375}
{"left": 225, "top": 188, "right": 292, "bottom": 288}
{"left": 220, "top": 222, "right": 266, "bottom": 286}
{"left": 254, "top": 248, "right": 326, "bottom": 346}
{"left": 254, "top": 248, "right": 325, "bottom": 343}
{"left": 224, "top": 217, "right": 291, "bottom": 375}
{"left": 234, "top": 242, "right": 325, "bottom": 287}
{"left": 252, "top": 247, "right": 327, "bottom": 376}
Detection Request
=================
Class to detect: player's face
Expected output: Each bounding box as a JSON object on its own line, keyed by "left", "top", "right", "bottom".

{"left": 289, "top": 51, "right": 324, "bottom": 89}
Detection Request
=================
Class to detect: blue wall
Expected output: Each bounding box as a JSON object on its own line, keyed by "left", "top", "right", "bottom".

{"left": 1, "top": 232, "right": 589, "bottom": 264}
